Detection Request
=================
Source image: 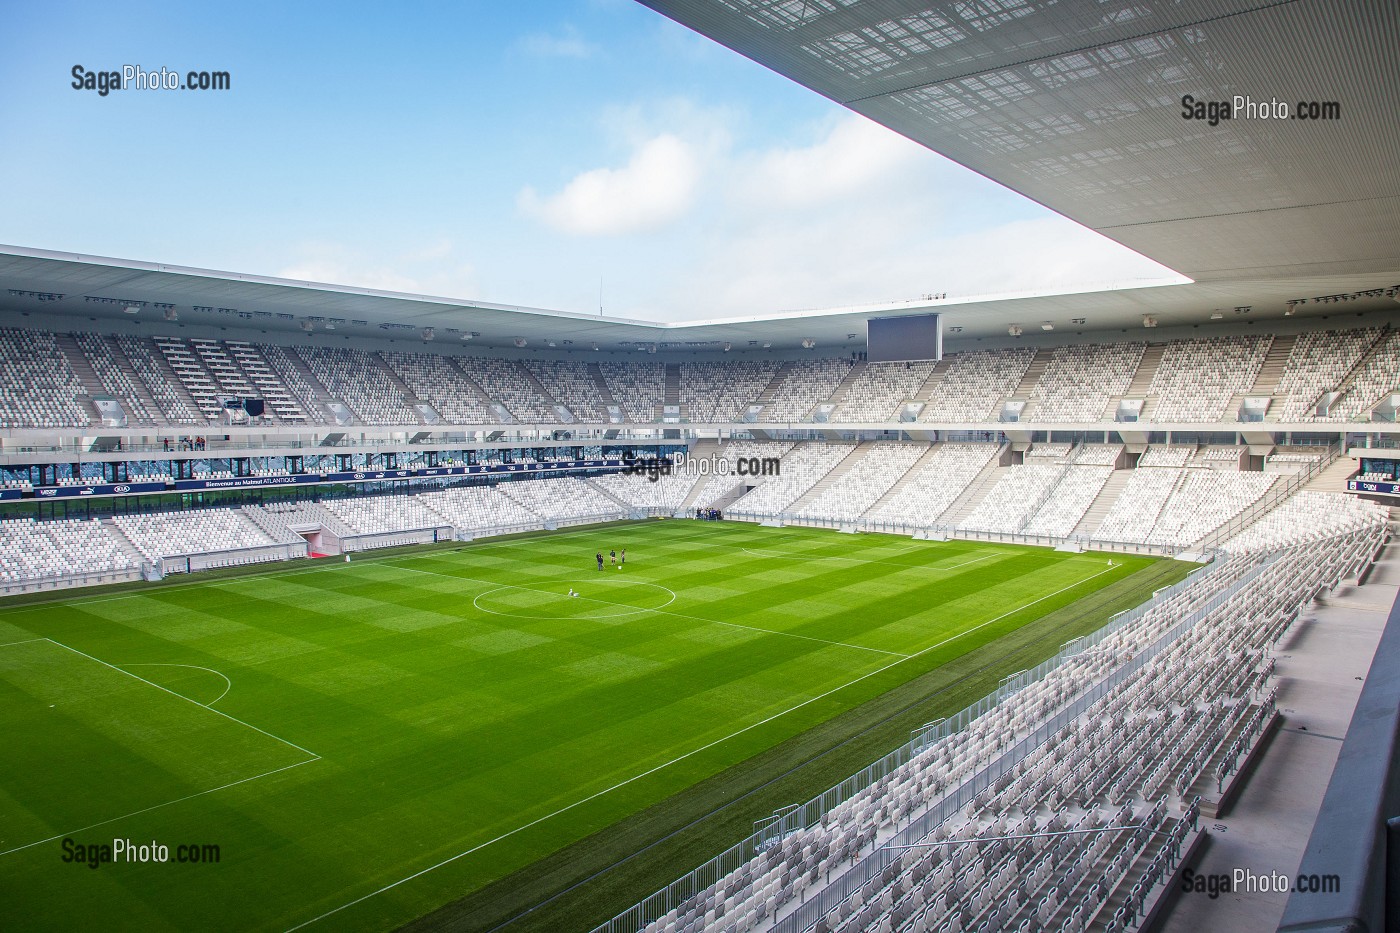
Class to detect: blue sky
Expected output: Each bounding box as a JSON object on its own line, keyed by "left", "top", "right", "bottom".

{"left": 0, "top": 0, "right": 1183, "bottom": 321}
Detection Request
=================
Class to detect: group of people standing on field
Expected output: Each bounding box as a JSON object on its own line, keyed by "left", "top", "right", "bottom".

{"left": 595, "top": 548, "right": 625, "bottom": 570}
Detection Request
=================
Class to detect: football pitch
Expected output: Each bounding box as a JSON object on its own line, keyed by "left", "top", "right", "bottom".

{"left": 0, "top": 520, "right": 1189, "bottom": 932}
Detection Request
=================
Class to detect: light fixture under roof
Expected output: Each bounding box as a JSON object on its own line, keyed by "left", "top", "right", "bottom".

{"left": 1008, "top": 324, "right": 1022, "bottom": 337}
{"left": 1210, "top": 311, "right": 1224, "bottom": 320}
{"left": 801, "top": 338, "right": 815, "bottom": 349}
{"left": 124, "top": 305, "right": 140, "bottom": 315}
{"left": 1070, "top": 317, "right": 1085, "bottom": 325}
{"left": 1142, "top": 315, "right": 1157, "bottom": 328}
{"left": 422, "top": 327, "right": 435, "bottom": 341}
{"left": 1040, "top": 322, "right": 1054, "bottom": 331}
{"left": 300, "top": 320, "right": 314, "bottom": 332}
{"left": 323, "top": 320, "right": 335, "bottom": 330}
{"left": 722, "top": 342, "right": 731, "bottom": 351}
{"left": 163, "top": 307, "right": 179, "bottom": 321}
{"left": 513, "top": 337, "right": 527, "bottom": 348}
{"left": 762, "top": 341, "right": 771, "bottom": 348}
{"left": 547, "top": 339, "right": 556, "bottom": 348}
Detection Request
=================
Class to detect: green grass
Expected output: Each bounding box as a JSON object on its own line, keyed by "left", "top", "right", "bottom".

{"left": 0, "top": 521, "right": 1185, "bottom": 932}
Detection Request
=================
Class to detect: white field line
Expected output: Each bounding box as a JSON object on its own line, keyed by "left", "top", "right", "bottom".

{"left": 0, "top": 522, "right": 754, "bottom": 616}
{"left": 0, "top": 638, "right": 319, "bottom": 858}
{"left": 740, "top": 548, "right": 998, "bottom": 573}
{"left": 391, "top": 563, "right": 910, "bottom": 659}
{"left": 0, "top": 758, "right": 316, "bottom": 858}
{"left": 42, "top": 638, "right": 318, "bottom": 759}
{"left": 0, "top": 522, "right": 1035, "bottom": 618}
{"left": 123, "top": 662, "right": 233, "bottom": 706}
{"left": 286, "top": 561, "right": 1119, "bottom": 930}
{"left": 0, "top": 637, "right": 45, "bottom": 648}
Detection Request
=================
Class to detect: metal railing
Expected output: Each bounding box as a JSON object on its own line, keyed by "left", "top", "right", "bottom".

{"left": 725, "top": 512, "right": 1188, "bottom": 558}
{"left": 153, "top": 540, "right": 308, "bottom": 574}
{"left": 337, "top": 526, "right": 454, "bottom": 554}
{"left": 589, "top": 552, "right": 1241, "bottom": 933}
{"left": 0, "top": 566, "right": 143, "bottom": 595}
{"left": 1198, "top": 440, "right": 1340, "bottom": 552}
{"left": 767, "top": 553, "right": 1275, "bottom": 933}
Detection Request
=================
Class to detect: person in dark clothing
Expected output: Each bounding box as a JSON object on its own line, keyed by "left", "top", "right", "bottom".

{"left": 596, "top": 552, "right": 604, "bottom": 571}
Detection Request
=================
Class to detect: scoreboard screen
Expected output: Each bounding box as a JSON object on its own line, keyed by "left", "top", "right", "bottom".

{"left": 867, "top": 313, "right": 942, "bottom": 362}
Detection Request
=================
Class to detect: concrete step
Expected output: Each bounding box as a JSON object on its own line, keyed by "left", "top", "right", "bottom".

{"left": 1249, "top": 333, "right": 1294, "bottom": 395}
{"left": 861, "top": 443, "right": 945, "bottom": 517}
{"left": 148, "top": 338, "right": 214, "bottom": 422}
{"left": 513, "top": 361, "right": 561, "bottom": 407}
{"left": 754, "top": 361, "right": 795, "bottom": 404}
{"left": 825, "top": 361, "right": 868, "bottom": 404}
{"left": 1125, "top": 342, "right": 1167, "bottom": 395}
{"left": 1072, "top": 468, "right": 1132, "bottom": 537}
{"left": 445, "top": 359, "right": 508, "bottom": 422}
{"left": 1304, "top": 457, "right": 1358, "bottom": 493}
{"left": 101, "top": 517, "right": 149, "bottom": 565}
{"left": 587, "top": 362, "right": 619, "bottom": 405}
{"left": 1011, "top": 348, "right": 1049, "bottom": 397}
{"left": 786, "top": 442, "right": 873, "bottom": 513}
{"left": 663, "top": 363, "right": 681, "bottom": 405}
{"left": 101, "top": 335, "right": 167, "bottom": 425}
{"left": 937, "top": 458, "right": 1006, "bottom": 525}
{"left": 915, "top": 355, "right": 956, "bottom": 399}
{"left": 372, "top": 351, "right": 424, "bottom": 405}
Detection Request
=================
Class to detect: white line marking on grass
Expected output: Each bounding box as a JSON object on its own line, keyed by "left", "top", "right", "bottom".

{"left": 0, "top": 757, "right": 316, "bottom": 858}
{"left": 0, "top": 638, "right": 320, "bottom": 858}
{"left": 41, "top": 638, "right": 319, "bottom": 760}
{"left": 470, "top": 580, "right": 677, "bottom": 621}
{"left": 739, "top": 547, "right": 998, "bottom": 575}
{"left": 0, "top": 523, "right": 727, "bottom": 617}
{"left": 0, "top": 560, "right": 357, "bottom": 613}
{"left": 123, "top": 663, "right": 233, "bottom": 706}
{"left": 0, "top": 637, "right": 45, "bottom": 648}
{"left": 390, "top": 563, "right": 908, "bottom": 658}
{"left": 287, "top": 562, "right": 1120, "bottom": 930}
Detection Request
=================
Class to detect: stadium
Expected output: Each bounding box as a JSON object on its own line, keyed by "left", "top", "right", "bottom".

{"left": 2, "top": 2, "right": 1398, "bottom": 933}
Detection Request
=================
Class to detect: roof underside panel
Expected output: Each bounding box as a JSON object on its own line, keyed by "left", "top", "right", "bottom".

{"left": 639, "top": 0, "right": 1400, "bottom": 282}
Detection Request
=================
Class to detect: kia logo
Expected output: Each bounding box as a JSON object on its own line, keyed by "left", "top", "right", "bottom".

{"left": 113, "top": 484, "right": 131, "bottom": 493}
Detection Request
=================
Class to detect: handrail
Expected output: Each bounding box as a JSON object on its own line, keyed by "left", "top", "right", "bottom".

{"left": 588, "top": 550, "right": 1244, "bottom": 933}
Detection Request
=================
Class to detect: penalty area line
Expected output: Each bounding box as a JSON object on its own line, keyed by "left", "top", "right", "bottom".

{"left": 40, "top": 638, "right": 319, "bottom": 760}
{"left": 0, "top": 757, "right": 316, "bottom": 858}
{"left": 286, "top": 561, "right": 1119, "bottom": 930}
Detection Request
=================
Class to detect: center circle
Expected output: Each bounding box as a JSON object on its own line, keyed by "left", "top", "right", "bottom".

{"left": 472, "top": 579, "right": 677, "bottom": 621}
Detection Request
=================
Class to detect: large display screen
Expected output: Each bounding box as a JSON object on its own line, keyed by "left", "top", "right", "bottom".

{"left": 867, "top": 313, "right": 942, "bottom": 362}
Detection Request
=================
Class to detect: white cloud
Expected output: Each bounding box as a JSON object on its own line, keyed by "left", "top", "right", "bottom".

{"left": 277, "top": 241, "right": 478, "bottom": 297}
{"left": 517, "top": 26, "right": 598, "bottom": 60}
{"left": 734, "top": 115, "right": 927, "bottom": 210}
{"left": 518, "top": 133, "right": 703, "bottom": 236}
{"left": 660, "top": 212, "right": 1180, "bottom": 320}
